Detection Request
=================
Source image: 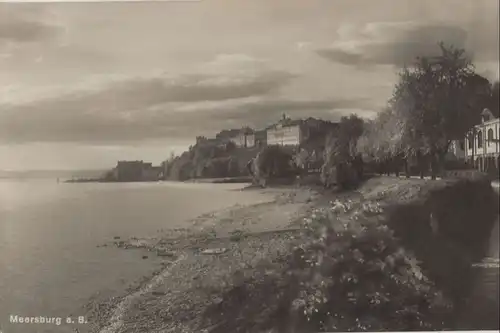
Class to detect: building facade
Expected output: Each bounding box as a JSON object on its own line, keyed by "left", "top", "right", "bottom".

{"left": 266, "top": 121, "right": 302, "bottom": 146}
{"left": 464, "top": 109, "right": 500, "bottom": 175}
{"left": 215, "top": 128, "right": 255, "bottom": 148}
{"left": 228, "top": 129, "right": 255, "bottom": 148}
{"left": 245, "top": 132, "right": 255, "bottom": 148}
{"left": 115, "top": 161, "right": 144, "bottom": 181}
{"left": 113, "top": 160, "right": 162, "bottom": 181}
{"left": 266, "top": 115, "right": 339, "bottom": 148}
{"left": 266, "top": 114, "right": 302, "bottom": 146}
{"left": 142, "top": 165, "right": 163, "bottom": 181}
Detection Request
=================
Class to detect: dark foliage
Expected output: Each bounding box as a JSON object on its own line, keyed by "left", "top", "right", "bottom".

{"left": 250, "top": 145, "right": 297, "bottom": 186}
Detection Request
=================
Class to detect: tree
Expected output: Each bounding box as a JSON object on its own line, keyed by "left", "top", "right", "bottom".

{"left": 489, "top": 81, "right": 499, "bottom": 117}
{"left": 337, "top": 114, "right": 365, "bottom": 159}
{"left": 390, "top": 42, "right": 491, "bottom": 179}
{"left": 225, "top": 141, "right": 237, "bottom": 152}
{"left": 356, "top": 107, "right": 408, "bottom": 176}
{"left": 250, "top": 145, "right": 295, "bottom": 186}
{"left": 321, "top": 115, "right": 365, "bottom": 189}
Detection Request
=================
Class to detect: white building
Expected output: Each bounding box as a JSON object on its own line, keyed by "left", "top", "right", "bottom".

{"left": 464, "top": 108, "right": 500, "bottom": 174}
{"left": 265, "top": 115, "right": 339, "bottom": 148}
{"left": 266, "top": 120, "right": 302, "bottom": 146}
{"left": 246, "top": 132, "right": 255, "bottom": 148}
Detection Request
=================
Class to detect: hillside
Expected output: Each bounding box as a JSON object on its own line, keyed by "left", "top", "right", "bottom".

{"left": 164, "top": 141, "right": 259, "bottom": 181}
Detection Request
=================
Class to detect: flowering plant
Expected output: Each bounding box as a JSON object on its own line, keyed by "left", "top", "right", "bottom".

{"left": 290, "top": 199, "right": 452, "bottom": 331}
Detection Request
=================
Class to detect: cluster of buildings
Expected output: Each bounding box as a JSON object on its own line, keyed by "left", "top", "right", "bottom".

{"left": 448, "top": 108, "right": 500, "bottom": 175}
{"left": 196, "top": 114, "right": 339, "bottom": 150}
{"left": 195, "top": 127, "right": 259, "bottom": 149}
{"left": 108, "top": 114, "right": 338, "bottom": 182}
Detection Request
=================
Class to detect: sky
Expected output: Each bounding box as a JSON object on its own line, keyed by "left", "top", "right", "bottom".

{"left": 0, "top": 0, "right": 498, "bottom": 170}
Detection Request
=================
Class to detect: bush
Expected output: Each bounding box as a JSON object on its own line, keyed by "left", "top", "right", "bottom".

{"left": 321, "top": 118, "right": 365, "bottom": 190}
{"left": 287, "top": 201, "right": 453, "bottom": 331}
{"left": 200, "top": 199, "right": 454, "bottom": 333}
{"left": 321, "top": 159, "right": 360, "bottom": 190}
{"left": 251, "top": 145, "right": 296, "bottom": 185}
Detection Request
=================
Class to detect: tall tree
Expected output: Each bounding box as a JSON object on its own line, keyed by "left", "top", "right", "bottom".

{"left": 336, "top": 114, "right": 365, "bottom": 159}
{"left": 489, "top": 81, "right": 499, "bottom": 117}
{"left": 390, "top": 42, "right": 491, "bottom": 178}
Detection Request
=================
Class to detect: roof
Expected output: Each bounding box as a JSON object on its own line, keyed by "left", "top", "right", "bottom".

{"left": 215, "top": 129, "right": 241, "bottom": 139}
{"left": 266, "top": 117, "right": 339, "bottom": 131}
{"left": 216, "top": 127, "right": 254, "bottom": 138}
{"left": 265, "top": 118, "right": 303, "bottom": 130}
{"left": 117, "top": 160, "right": 144, "bottom": 165}
{"left": 481, "top": 108, "right": 494, "bottom": 117}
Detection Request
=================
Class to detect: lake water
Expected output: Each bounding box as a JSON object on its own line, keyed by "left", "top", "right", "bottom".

{"left": 0, "top": 179, "right": 268, "bottom": 333}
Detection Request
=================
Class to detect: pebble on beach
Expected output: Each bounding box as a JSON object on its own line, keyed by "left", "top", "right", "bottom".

{"left": 156, "top": 249, "right": 176, "bottom": 257}
{"left": 201, "top": 248, "right": 228, "bottom": 255}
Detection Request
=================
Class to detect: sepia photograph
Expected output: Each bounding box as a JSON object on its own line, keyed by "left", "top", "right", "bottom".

{"left": 0, "top": 0, "right": 499, "bottom": 332}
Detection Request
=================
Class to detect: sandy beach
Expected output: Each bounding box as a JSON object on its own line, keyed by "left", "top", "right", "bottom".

{"left": 83, "top": 185, "right": 322, "bottom": 333}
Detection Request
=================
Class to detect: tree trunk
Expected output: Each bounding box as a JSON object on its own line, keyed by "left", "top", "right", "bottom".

{"left": 404, "top": 157, "right": 410, "bottom": 178}
{"left": 395, "top": 155, "right": 400, "bottom": 177}
{"left": 416, "top": 152, "right": 425, "bottom": 179}
{"left": 437, "top": 151, "right": 446, "bottom": 179}
{"left": 430, "top": 153, "right": 438, "bottom": 180}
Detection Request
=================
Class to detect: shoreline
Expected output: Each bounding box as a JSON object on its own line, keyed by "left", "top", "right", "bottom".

{"left": 83, "top": 185, "right": 321, "bottom": 333}
{"left": 64, "top": 176, "right": 254, "bottom": 184}
{"left": 81, "top": 177, "right": 500, "bottom": 332}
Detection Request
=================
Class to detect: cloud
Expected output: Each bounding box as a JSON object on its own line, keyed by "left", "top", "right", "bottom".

{"left": 203, "top": 98, "right": 373, "bottom": 123}
{"left": 316, "top": 21, "right": 493, "bottom": 68}
{"left": 160, "top": 97, "right": 378, "bottom": 137}
{"left": 0, "top": 18, "right": 59, "bottom": 43}
{"left": 0, "top": 5, "right": 61, "bottom": 44}
{"left": 0, "top": 68, "right": 296, "bottom": 144}
{"left": 0, "top": 89, "right": 372, "bottom": 144}
{"left": 204, "top": 53, "right": 267, "bottom": 69}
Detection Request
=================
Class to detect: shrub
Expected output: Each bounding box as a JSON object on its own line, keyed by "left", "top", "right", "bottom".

{"left": 287, "top": 201, "right": 453, "bottom": 331}
{"left": 199, "top": 199, "right": 454, "bottom": 333}
{"left": 251, "top": 145, "right": 296, "bottom": 185}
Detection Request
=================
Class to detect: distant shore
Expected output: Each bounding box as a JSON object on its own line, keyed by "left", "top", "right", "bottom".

{"left": 184, "top": 176, "right": 254, "bottom": 184}
{"left": 64, "top": 176, "right": 254, "bottom": 184}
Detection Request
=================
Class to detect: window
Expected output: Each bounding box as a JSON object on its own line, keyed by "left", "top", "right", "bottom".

{"left": 477, "top": 130, "right": 483, "bottom": 148}
{"left": 459, "top": 139, "right": 465, "bottom": 151}
{"left": 468, "top": 133, "right": 473, "bottom": 149}
{"left": 487, "top": 129, "right": 494, "bottom": 145}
